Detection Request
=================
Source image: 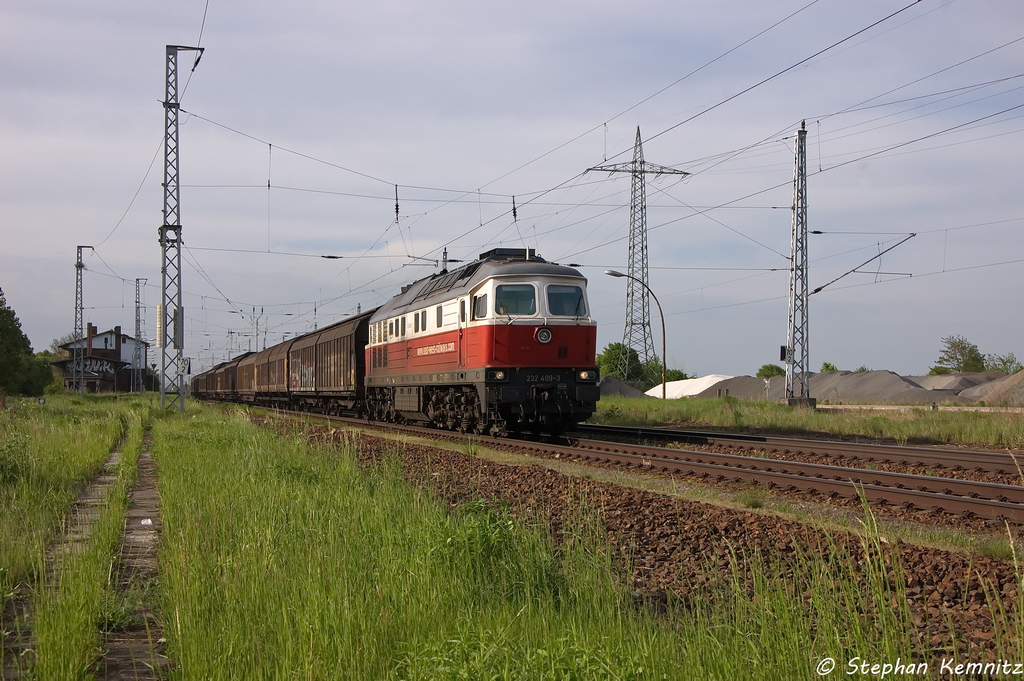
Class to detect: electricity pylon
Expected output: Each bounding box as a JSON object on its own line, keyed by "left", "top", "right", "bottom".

{"left": 589, "top": 127, "right": 689, "bottom": 383}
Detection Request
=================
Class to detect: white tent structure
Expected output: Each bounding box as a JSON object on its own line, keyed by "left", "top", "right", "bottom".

{"left": 645, "top": 375, "right": 733, "bottom": 399}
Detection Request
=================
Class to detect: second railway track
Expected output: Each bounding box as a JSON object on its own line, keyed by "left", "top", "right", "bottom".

{"left": 573, "top": 423, "right": 1024, "bottom": 475}
{"left": 267, "top": 411, "right": 1024, "bottom": 524}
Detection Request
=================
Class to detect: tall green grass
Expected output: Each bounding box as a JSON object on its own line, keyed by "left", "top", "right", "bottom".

{"left": 0, "top": 396, "right": 150, "bottom": 678}
{"left": 593, "top": 395, "right": 1024, "bottom": 448}
{"left": 32, "top": 405, "right": 144, "bottom": 679}
{"left": 0, "top": 397, "right": 128, "bottom": 594}
{"left": 153, "top": 406, "right": 1017, "bottom": 679}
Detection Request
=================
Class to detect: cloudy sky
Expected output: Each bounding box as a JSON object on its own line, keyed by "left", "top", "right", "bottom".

{"left": 2, "top": 0, "right": 1022, "bottom": 378}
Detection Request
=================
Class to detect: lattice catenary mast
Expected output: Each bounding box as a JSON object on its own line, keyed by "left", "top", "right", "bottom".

{"left": 784, "top": 121, "right": 813, "bottom": 406}
{"left": 158, "top": 45, "right": 203, "bottom": 412}
{"left": 133, "top": 278, "right": 146, "bottom": 393}
{"left": 73, "top": 245, "right": 93, "bottom": 395}
{"left": 588, "top": 128, "right": 689, "bottom": 383}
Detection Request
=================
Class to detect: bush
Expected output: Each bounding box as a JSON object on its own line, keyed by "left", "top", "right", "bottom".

{"left": 756, "top": 364, "right": 785, "bottom": 378}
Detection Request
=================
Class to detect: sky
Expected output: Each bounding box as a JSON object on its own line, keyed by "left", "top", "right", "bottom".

{"left": 1, "top": 0, "right": 1022, "bottom": 379}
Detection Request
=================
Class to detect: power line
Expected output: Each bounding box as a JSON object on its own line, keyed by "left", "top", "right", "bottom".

{"left": 639, "top": 0, "right": 926, "bottom": 150}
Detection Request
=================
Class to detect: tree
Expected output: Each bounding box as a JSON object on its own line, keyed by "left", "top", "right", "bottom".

{"left": 664, "top": 368, "right": 691, "bottom": 382}
{"left": 820, "top": 362, "right": 838, "bottom": 372}
{"left": 48, "top": 331, "right": 78, "bottom": 358}
{"left": 596, "top": 343, "right": 689, "bottom": 388}
{"left": 0, "top": 287, "right": 51, "bottom": 396}
{"left": 597, "top": 343, "right": 645, "bottom": 384}
{"left": 985, "top": 352, "right": 1023, "bottom": 375}
{"left": 756, "top": 364, "right": 785, "bottom": 378}
{"left": 643, "top": 357, "right": 691, "bottom": 384}
{"left": 932, "top": 334, "right": 985, "bottom": 373}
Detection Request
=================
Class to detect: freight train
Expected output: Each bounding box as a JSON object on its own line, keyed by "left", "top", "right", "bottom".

{"left": 191, "top": 248, "right": 601, "bottom": 436}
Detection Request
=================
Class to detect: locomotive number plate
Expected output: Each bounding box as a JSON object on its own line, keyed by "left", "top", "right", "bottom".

{"left": 525, "top": 374, "right": 562, "bottom": 383}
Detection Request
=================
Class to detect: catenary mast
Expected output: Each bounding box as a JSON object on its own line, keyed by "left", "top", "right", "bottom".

{"left": 159, "top": 45, "right": 202, "bottom": 412}
{"left": 784, "top": 121, "right": 813, "bottom": 406}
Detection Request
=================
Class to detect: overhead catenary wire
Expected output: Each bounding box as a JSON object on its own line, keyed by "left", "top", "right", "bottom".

{"left": 79, "top": 1, "right": 1022, "bottom": 366}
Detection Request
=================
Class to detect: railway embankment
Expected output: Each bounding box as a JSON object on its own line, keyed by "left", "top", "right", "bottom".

{"left": 270, "top": 415, "right": 1024, "bottom": 667}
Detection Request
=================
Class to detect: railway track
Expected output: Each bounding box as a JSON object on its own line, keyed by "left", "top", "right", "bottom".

{"left": 572, "top": 423, "right": 1024, "bottom": 475}
{"left": 268, "top": 411, "right": 1024, "bottom": 524}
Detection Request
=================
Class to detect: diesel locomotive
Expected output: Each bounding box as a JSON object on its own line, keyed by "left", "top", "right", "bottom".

{"left": 191, "top": 248, "right": 601, "bottom": 436}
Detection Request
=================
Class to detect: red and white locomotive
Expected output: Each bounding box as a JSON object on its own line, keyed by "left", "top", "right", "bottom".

{"left": 191, "top": 247, "right": 600, "bottom": 436}
{"left": 365, "top": 248, "right": 600, "bottom": 436}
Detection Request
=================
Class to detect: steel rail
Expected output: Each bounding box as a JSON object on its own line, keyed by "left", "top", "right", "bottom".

{"left": 264, "top": 411, "right": 1024, "bottom": 523}
{"left": 558, "top": 443, "right": 1024, "bottom": 523}
{"left": 573, "top": 423, "right": 1024, "bottom": 475}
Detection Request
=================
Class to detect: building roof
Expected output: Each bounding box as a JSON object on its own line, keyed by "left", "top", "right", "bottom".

{"left": 60, "top": 329, "right": 149, "bottom": 350}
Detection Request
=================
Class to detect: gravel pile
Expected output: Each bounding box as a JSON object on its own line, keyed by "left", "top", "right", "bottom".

{"left": 907, "top": 373, "right": 1004, "bottom": 392}
{"left": 973, "top": 370, "right": 1024, "bottom": 406}
{"left": 598, "top": 375, "right": 650, "bottom": 398}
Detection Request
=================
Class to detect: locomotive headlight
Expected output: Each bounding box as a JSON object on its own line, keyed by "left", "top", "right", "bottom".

{"left": 577, "top": 370, "right": 598, "bottom": 381}
{"left": 535, "top": 328, "right": 553, "bottom": 344}
{"left": 487, "top": 370, "right": 508, "bottom": 381}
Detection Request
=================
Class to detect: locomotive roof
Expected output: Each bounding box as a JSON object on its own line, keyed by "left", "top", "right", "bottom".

{"left": 374, "top": 249, "right": 586, "bottom": 319}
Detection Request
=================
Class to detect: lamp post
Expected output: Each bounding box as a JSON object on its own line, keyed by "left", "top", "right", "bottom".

{"left": 605, "top": 270, "right": 667, "bottom": 400}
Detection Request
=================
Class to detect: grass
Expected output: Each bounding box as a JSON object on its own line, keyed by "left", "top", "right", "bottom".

{"left": 0, "top": 394, "right": 152, "bottom": 678}
{"left": 31, "top": 402, "right": 146, "bottom": 679}
{"left": 9, "top": 398, "right": 1024, "bottom": 677}
{"left": 591, "top": 395, "right": 1024, "bottom": 448}
{"left": 0, "top": 396, "right": 128, "bottom": 594}
{"left": 150, "top": 403, "right": 1024, "bottom": 679}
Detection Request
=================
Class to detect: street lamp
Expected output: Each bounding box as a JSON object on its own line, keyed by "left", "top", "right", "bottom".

{"left": 604, "top": 270, "right": 667, "bottom": 401}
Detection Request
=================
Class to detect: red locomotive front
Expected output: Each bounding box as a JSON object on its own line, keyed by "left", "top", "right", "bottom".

{"left": 365, "top": 248, "right": 600, "bottom": 435}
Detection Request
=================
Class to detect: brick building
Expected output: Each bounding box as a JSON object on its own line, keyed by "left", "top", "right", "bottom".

{"left": 52, "top": 324, "right": 150, "bottom": 393}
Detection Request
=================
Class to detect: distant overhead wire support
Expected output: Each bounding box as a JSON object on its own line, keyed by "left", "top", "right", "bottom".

{"left": 810, "top": 233, "right": 916, "bottom": 295}
{"left": 178, "top": 108, "right": 395, "bottom": 186}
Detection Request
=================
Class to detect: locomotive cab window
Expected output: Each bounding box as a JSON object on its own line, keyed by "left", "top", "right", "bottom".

{"left": 495, "top": 284, "right": 536, "bottom": 316}
{"left": 547, "top": 285, "right": 587, "bottom": 316}
{"left": 436, "top": 305, "right": 443, "bottom": 328}
{"left": 473, "top": 294, "right": 488, "bottom": 319}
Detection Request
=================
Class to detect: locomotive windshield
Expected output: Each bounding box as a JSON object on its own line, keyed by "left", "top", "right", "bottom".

{"left": 495, "top": 284, "right": 536, "bottom": 315}
{"left": 547, "top": 285, "right": 586, "bottom": 316}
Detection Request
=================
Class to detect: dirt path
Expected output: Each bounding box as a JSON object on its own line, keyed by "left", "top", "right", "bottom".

{"left": 97, "top": 437, "right": 168, "bottom": 680}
